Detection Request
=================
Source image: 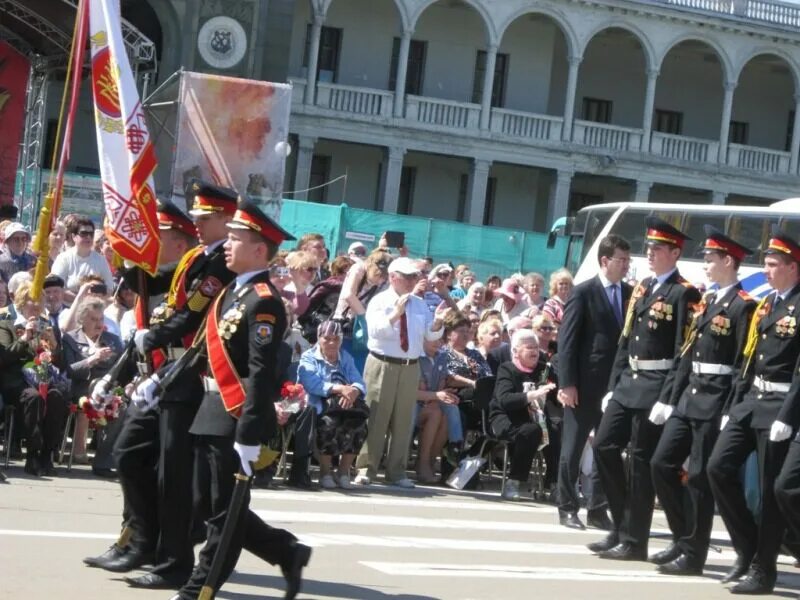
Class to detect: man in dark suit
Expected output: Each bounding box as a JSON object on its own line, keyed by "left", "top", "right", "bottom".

{"left": 708, "top": 229, "right": 800, "bottom": 594}
{"left": 589, "top": 217, "right": 701, "bottom": 561}
{"left": 650, "top": 227, "right": 756, "bottom": 576}
{"left": 557, "top": 234, "right": 632, "bottom": 530}
{"left": 173, "top": 198, "right": 311, "bottom": 600}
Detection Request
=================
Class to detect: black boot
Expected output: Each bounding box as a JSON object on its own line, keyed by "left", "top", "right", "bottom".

{"left": 444, "top": 441, "right": 464, "bottom": 468}
{"left": 39, "top": 450, "right": 57, "bottom": 476}
{"left": 287, "top": 455, "right": 313, "bottom": 490}
{"left": 24, "top": 449, "right": 41, "bottom": 476}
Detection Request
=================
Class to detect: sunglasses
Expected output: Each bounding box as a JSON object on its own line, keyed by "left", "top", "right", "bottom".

{"left": 76, "top": 230, "right": 94, "bottom": 238}
{"left": 436, "top": 272, "right": 451, "bottom": 279}
{"left": 536, "top": 326, "right": 555, "bottom": 332}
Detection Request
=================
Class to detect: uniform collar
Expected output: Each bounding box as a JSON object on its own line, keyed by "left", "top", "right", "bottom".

{"left": 654, "top": 268, "right": 677, "bottom": 286}
{"left": 204, "top": 239, "right": 225, "bottom": 256}
{"left": 234, "top": 269, "right": 267, "bottom": 292}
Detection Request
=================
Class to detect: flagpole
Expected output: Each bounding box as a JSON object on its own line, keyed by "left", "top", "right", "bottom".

{"left": 31, "top": 0, "right": 90, "bottom": 301}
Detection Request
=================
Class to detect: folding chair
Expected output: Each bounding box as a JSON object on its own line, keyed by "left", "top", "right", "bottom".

{"left": 59, "top": 410, "right": 77, "bottom": 471}
{"left": 471, "top": 376, "right": 511, "bottom": 495}
{"left": 2, "top": 404, "right": 15, "bottom": 468}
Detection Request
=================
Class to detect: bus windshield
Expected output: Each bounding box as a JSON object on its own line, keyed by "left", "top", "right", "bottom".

{"left": 566, "top": 207, "right": 617, "bottom": 274}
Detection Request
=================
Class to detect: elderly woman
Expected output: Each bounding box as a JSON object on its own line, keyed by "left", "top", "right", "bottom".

{"left": 489, "top": 330, "right": 557, "bottom": 501}
{"left": 532, "top": 313, "right": 558, "bottom": 357}
{"left": 62, "top": 297, "right": 123, "bottom": 470}
{"left": 492, "top": 278, "right": 531, "bottom": 324}
{"left": 297, "top": 320, "right": 369, "bottom": 490}
{"left": 0, "top": 282, "right": 66, "bottom": 475}
{"left": 523, "top": 272, "right": 547, "bottom": 310}
{"left": 542, "top": 269, "right": 574, "bottom": 326}
{"left": 457, "top": 281, "right": 489, "bottom": 316}
{"left": 531, "top": 313, "right": 562, "bottom": 496}
{"left": 475, "top": 317, "right": 504, "bottom": 369}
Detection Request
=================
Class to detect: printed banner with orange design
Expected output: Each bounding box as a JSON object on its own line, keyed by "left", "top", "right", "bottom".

{"left": 89, "top": 0, "right": 160, "bottom": 274}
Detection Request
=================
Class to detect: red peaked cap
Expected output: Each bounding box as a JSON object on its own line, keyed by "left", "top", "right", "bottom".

{"left": 157, "top": 200, "right": 197, "bottom": 238}
{"left": 702, "top": 225, "right": 753, "bottom": 262}
{"left": 227, "top": 197, "right": 296, "bottom": 245}
{"left": 766, "top": 225, "right": 800, "bottom": 263}
{"left": 644, "top": 216, "right": 690, "bottom": 249}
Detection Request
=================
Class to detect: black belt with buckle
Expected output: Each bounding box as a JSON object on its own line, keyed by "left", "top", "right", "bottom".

{"left": 370, "top": 351, "right": 418, "bottom": 366}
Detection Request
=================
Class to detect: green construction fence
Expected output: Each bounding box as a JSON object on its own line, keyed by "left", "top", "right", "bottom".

{"left": 278, "top": 200, "right": 568, "bottom": 281}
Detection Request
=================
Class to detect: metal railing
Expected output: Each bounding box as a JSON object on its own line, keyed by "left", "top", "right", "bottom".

{"left": 652, "top": 0, "right": 800, "bottom": 28}
{"left": 490, "top": 108, "right": 563, "bottom": 142}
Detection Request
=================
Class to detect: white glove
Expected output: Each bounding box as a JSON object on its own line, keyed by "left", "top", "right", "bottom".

{"left": 769, "top": 420, "right": 793, "bottom": 442}
{"left": 720, "top": 415, "right": 730, "bottom": 431}
{"left": 601, "top": 392, "right": 612, "bottom": 413}
{"left": 131, "top": 373, "right": 161, "bottom": 411}
{"left": 90, "top": 374, "right": 113, "bottom": 408}
{"left": 649, "top": 402, "right": 669, "bottom": 426}
{"left": 133, "top": 329, "right": 150, "bottom": 354}
{"left": 233, "top": 442, "right": 260, "bottom": 476}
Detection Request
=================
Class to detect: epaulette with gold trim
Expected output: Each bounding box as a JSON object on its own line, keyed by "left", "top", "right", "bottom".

{"left": 738, "top": 289, "right": 755, "bottom": 302}
{"left": 254, "top": 283, "right": 272, "bottom": 298}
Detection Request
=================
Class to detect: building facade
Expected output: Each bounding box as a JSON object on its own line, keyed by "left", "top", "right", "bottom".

{"left": 30, "top": 0, "right": 800, "bottom": 233}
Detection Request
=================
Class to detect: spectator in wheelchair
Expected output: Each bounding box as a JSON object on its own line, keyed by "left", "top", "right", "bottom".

{"left": 297, "top": 320, "right": 368, "bottom": 490}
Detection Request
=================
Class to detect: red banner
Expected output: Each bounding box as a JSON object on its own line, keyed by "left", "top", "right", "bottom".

{"left": 0, "top": 43, "right": 30, "bottom": 206}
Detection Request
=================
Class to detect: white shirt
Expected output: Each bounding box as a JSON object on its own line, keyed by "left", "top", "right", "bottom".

{"left": 51, "top": 247, "right": 114, "bottom": 293}
{"left": 234, "top": 269, "right": 265, "bottom": 292}
{"left": 366, "top": 286, "right": 443, "bottom": 359}
{"left": 713, "top": 283, "right": 737, "bottom": 303}
{"left": 204, "top": 239, "right": 224, "bottom": 256}
{"left": 651, "top": 267, "right": 677, "bottom": 294}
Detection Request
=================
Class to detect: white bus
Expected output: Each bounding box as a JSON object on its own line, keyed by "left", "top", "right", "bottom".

{"left": 554, "top": 199, "right": 800, "bottom": 298}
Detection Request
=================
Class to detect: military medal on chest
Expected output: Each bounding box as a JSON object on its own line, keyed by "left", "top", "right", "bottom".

{"left": 776, "top": 313, "right": 797, "bottom": 337}
{"left": 219, "top": 302, "right": 245, "bottom": 340}
{"left": 648, "top": 299, "right": 673, "bottom": 329}
{"left": 710, "top": 314, "right": 731, "bottom": 336}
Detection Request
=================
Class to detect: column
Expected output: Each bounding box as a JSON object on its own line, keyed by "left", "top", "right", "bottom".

{"left": 545, "top": 169, "right": 573, "bottom": 226}
{"left": 718, "top": 80, "right": 737, "bottom": 164}
{"left": 466, "top": 159, "right": 491, "bottom": 225}
{"left": 562, "top": 55, "right": 582, "bottom": 141}
{"left": 790, "top": 95, "right": 800, "bottom": 173}
{"left": 304, "top": 14, "right": 325, "bottom": 105}
{"left": 711, "top": 190, "right": 727, "bottom": 205}
{"left": 393, "top": 29, "right": 413, "bottom": 118}
{"left": 381, "top": 146, "right": 406, "bottom": 213}
{"left": 293, "top": 136, "right": 317, "bottom": 200}
{"left": 641, "top": 68, "right": 659, "bottom": 152}
{"left": 633, "top": 179, "right": 653, "bottom": 203}
{"left": 479, "top": 45, "right": 498, "bottom": 130}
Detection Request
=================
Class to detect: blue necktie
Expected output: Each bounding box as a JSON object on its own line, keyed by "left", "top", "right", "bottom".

{"left": 610, "top": 285, "right": 622, "bottom": 326}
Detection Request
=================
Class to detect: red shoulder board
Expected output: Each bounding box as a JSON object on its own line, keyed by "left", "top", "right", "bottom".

{"left": 738, "top": 289, "right": 755, "bottom": 302}
{"left": 677, "top": 278, "right": 694, "bottom": 289}
{"left": 254, "top": 283, "right": 272, "bottom": 298}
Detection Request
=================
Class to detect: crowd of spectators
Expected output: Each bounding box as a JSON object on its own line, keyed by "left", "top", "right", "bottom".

{"left": 0, "top": 207, "right": 572, "bottom": 502}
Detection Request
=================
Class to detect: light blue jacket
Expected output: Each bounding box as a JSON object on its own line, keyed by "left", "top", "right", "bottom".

{"left": 297, "top": 344, "right": 367, "bottom": 414}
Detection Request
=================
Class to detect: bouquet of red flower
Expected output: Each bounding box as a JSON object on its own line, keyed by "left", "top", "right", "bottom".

{"left": 72, "top": 387, "right": 126, "bottom": 428}
{"left": 22, "top": 346, "right": 65, "bottom": 399}
{"left": 274, "top": 382, "right": 306, "bottom": 426}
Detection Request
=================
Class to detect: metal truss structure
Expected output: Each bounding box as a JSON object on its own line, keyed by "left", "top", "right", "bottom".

{"left": 1, "top": 0, "right": 157, "bottom": 222}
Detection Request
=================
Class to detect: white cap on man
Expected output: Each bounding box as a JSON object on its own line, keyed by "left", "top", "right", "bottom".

{"left": 388, "top": 257, "right": 420, "bottom": 275}
{"left": 348, "top": 241, "right": 367, "bottom": 258}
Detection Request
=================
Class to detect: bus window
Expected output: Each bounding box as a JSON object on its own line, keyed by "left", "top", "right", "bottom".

{"left": 611, "top": 208, "right": 651, "bottom": 253}
{"left": 779, "top": 217, "right": 800, "bottom": 241}
{"left": 728, "top": 215, "right": 777, "bottom": 266}
{"left": 566, "top": 207, "right": 616, "bottom": 273}
{"left": 681, "top": 213, "right": 728, "bottom": 259}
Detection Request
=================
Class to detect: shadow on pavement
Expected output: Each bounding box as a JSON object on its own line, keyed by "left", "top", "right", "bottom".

{"left": 224, "top": 573, "right": 439, "bottom": 599}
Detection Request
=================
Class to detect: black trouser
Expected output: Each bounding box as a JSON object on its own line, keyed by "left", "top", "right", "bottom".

{"left": 776, "top": 439, "right": 800, "bottom": 553}
{"left": 558, "top": 403, "right": 606, "bottom": 514}
{"left": 543, "top": 418, "right": 561, "bottom": 489}
{"left": 113, "top": 404, "right": 159, "bottom": 552}
{"left": 491, "top": 417, "right": 542, "bottom": 483}
{"left": 593, "top": 399, "right": 661, "bottom": 549}
{"left": 20, "top": 387, "right": 69, "bottom": 452}
{"left": 179, "top": 435, "right": 298, "bottom": 599}
{"left": 708, "top": 418, "right": 790, "bottom": 576}
{"left": 151, "top": 401, "right": 198, "bottom": 581}
{"left": 651, "top": 412, "right": 718, "bottom": 566}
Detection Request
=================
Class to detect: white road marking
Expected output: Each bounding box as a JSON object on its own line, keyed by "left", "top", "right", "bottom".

{"left": 360, "top": 561, "right": 718, "bottom": 583}
{"left": 0, "top": 529, "right": 117, "bottom": 540}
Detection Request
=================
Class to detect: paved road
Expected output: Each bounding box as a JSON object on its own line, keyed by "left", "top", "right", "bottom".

{"left": 1, "top": 464, "right": 799, "bottom": 600}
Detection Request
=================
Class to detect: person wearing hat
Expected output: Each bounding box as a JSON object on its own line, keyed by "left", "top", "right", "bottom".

{"left": 51, "top": 217, "right": 114, "bottom": 302}
{"left": 171, "top": 197, "right": 311, "bottom": 600}
{"left": 492, "top": 277, "right": 531, "bottom": 323}
{"left": 707, "top": 228, "right": 800, "bottom": 594}
{"left": 355, "top": 256, "right": 446, "bottom": 488}
{"left": 423, "top": 263, "right": 460, "bottom": 315}
{"left": 348, "top": 241, "right": 367, "bottom": 261}
{"left": 0, "top": 222, "right": 36, "bottom": 284}
{"left": 589, "top": 216, "right": 701, "bottom": 561}
{"left": 648, "top": 226, "right": 756, "bottom": 577}
{"left": 42, "top": 274, "right": 67, "bottom": 347}
{"left": 86, "top": 189, "right": 235, "bottom": 584}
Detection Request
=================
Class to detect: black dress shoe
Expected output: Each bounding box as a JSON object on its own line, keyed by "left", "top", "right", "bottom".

{"left": 24, "top": 453, "right": 41, "bottom": 476}
{"left": 586, "top": 509, "right": 613, "bottom": 531}
{"left": 649, "top": 543, "right": 682, "bottom": 565}
{"left": 84, "top": 544, "right": 128, "bottom": 567}
{"left": 729, "top": 569, "right": 776, "bottom": 594}
{"left": 657, "top": 554, "right": 703, "bottom": 576}
{"left": 720, "top": 555, "right": 752, "bottom": 584}
{"left": 98, "top": 549, "right": 154, "bottom": 573}
{"left": 39, "top": 454, "right": 57, "bottom": 477}
{"left": 124, "top": 573, "right": 179, "bottom": 589}
{"left": 587, "top": 532, "right": 619, "bottom": 554}
{"left": 598, "top": 542, "right": 648, "bottom": 561}
{"left": 281, "top": 542, "right": 312, "bottom": 600}
{"left": 558, "top": 511, "right": 586, "bottom": 530}
{"left": 92, "top": 467, "right": 118, "bottom": 479}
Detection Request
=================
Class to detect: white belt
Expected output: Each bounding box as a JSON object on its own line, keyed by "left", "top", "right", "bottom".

{"left": 753, "top": 375, "right": 791, "bottom": 393}
{"left": 167, "top": 347, "right": 187, "bottom": 361}
{"left": 692, "top": 362, "right": 734, "bottom": 375}
{"left": 203, "top": 376, "right": 219, "bottom": 393}
{"left": 629, "top": 358, "right": 672, "bottom": 371}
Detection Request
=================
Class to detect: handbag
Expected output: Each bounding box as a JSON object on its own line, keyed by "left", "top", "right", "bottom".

{"left": 351, "top": 314, "right": 369, "bottom": 353}
{"left": 446, "top": 456, "right": 486, "bottom": 490}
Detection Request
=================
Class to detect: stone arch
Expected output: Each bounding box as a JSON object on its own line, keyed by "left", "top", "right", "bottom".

{"left": 410, "top": 0, "right": 497, "bottom": 46}
{"left": 580, "top": 21, "right": 656, "bottom": 72}
{"left": 496, "top": 6, "right": 579, "bottom": 59}
{"left": 734, "top": 48, "right": 800, "bottom": 93}
{"left": 657, "top": 33, "right": 733, "bottom": 83}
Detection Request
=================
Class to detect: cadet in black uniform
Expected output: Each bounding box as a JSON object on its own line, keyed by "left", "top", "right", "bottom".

{"left": 172, "top": 199, "right": 311, "bottom": 600}
{"left": 589, "top": 217, "right": 701, "bottom": 561}
{"left": 649, "top": 226, "right": 756, "bottom": 576}
{"left": 708, "top": 230, "right": 800, "bottom": 594}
